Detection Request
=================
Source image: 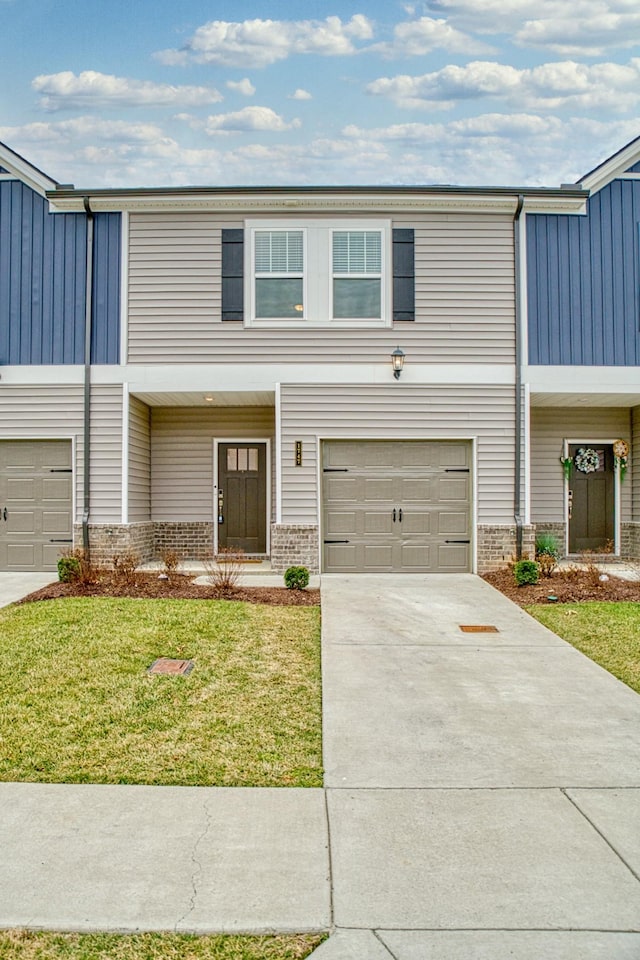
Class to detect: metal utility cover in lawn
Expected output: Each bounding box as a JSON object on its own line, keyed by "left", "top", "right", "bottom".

{"left": 147, "top": 658, "right": 195, "bottom": 676}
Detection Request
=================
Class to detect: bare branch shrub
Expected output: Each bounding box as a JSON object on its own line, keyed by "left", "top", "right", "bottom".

{"left": 58, "top": 548, "right": 100, "bottom": 586}
{"left": 203, "top": 548, "right": 245, "bottom": 597}
{"left": 536, "top": 553, "right": 557, "bottom": 578}
{"left": 160, "top": 548, "right": 181, "bottom": 578}
{"left": 111, "top": 550, "right": 141, "bottom": 585}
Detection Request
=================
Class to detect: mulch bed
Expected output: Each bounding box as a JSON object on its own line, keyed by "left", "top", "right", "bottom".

{"left": 484, "top": 566, "right": 640, "bottom": 607}
{"left": 17, "top": 573, "right": 320, "bottom": 607}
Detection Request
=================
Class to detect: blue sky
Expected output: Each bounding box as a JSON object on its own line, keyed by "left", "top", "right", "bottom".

{"left": 1, "top": 0, "right": 639, "bottom": 188}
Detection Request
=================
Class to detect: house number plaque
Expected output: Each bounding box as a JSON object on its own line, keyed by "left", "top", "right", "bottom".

{"left": 295, "top": 441, "right": 303, "bottom": 466}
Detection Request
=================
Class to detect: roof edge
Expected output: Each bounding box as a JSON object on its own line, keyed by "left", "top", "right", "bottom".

{"left": 0, "top": 141, "right": 60, "bottom": 196}
{"left": 578, "top": 134, "right": 640, "bottom": 194}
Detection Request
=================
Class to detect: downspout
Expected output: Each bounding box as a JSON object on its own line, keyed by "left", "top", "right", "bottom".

{"left": 513, "top": 193, "right": 525, "bottom": 560}
{"left": 82, "top": 196, "right": 94, "bottom": 557}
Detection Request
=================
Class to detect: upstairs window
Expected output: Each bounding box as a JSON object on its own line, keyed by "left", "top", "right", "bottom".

{"left": 332, "top": 230, "right": 382, "bottom": 320}
{"left": 246, "top": 219, "right": 391, "bottom": 327}
{"left": 254, "top": 229, "right": 304, "bottom": 319}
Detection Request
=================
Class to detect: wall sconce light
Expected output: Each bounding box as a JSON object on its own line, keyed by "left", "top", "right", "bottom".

{"left": 391, "top": 346, "right": 405, "bottom": 380}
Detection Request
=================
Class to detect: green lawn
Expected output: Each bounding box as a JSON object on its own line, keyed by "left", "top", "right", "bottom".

{"left": 0, "top": 597, "right": 322, "bottom": 786}
{"left": 526, "top": 601, "right": 640, "bottom": 694}
{"left": 0, "top": 931, "right": 326, "bottom": 960}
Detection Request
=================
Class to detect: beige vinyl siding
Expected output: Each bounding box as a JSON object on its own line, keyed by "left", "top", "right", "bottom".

{"left": 151, "top": 406, "right": 275, "bottom": 521}
{"left": 128, "top": 395, "right": 151, "bottom": 522}
{"left": 127, "top": 212, "right": 515, "bottom": 365}
{"left": 530, "top": 407, "right": 632, "bottom": 523}
{"left": 90, "top": 385, "right": 123, "bottom": 522}
{"left": 279, "top": 384, "right": 515, "bottom": 525}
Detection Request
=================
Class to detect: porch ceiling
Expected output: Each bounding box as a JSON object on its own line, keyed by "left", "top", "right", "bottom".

{"left": 531, "top": 392, "right": 640, "bottom": 407}
{"left": 130, "top": 390, "right": 275, "bottom": 407}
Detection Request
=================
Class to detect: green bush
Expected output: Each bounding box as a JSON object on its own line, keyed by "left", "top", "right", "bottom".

{"left": 535, "top": 533, "right": 560, "bottom": 559}
{"left": 284, "top": 566, "right": 310, "bottom": 590}
{"left": 57, "top": 555, "right": 81, "bottom": 582}
{"left": 513, "top": 559, "right": 539, "bottom": 587}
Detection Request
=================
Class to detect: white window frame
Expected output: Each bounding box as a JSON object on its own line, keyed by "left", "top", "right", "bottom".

{"left": 245, "top": 218, "right": 392, "bottom": 328}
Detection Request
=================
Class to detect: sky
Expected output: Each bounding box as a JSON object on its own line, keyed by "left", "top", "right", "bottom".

{"left": 0, "top": 0, "right": 639, "bottom": 189}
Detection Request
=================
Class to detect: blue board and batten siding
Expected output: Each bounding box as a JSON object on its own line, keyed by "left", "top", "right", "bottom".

{"left": 527, "top": 177, "right": 640, "bottom": 365}
{"left": 0, "top": 180, "right": 120, "bottom": 364}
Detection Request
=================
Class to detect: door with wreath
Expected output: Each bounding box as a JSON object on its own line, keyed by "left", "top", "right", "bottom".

{"left": 568, "top": 443, "right": 614, "bottom": 553}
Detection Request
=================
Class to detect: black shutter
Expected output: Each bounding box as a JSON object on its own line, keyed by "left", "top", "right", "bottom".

{"left": 221, "top": 229, "right": 244, "bottom": 321}
{"left": 392, "top": 228, "right": 415, "bottom": 321}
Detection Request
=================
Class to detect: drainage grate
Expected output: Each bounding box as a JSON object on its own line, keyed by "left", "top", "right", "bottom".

{"left": 459, "top": 625, "right": 499, "bottom": 633}
{"left": 147, "top": 658, "right": 195, "bottom": 676}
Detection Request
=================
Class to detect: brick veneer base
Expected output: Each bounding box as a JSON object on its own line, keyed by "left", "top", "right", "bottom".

{"left": 621, "top": 522, "right": 640, "bottom": 559}
{"left": 153, "top": 522, "right": 214, "bottom": 561}
{"left": 476, "top": 524, "right": 535, "bottom": 573}
{"left": 270, "top": 524, "right": 319, "bottom": 573}
{"left": 73, "top": 523, "right": 154, "bottom": 566}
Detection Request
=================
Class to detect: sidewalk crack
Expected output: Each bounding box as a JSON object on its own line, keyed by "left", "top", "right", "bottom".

{"left": 562, "top": 789, "right": 640, "bottom": 883}
{"left": 175, "top": 797, "right": 212, "bottom": 931}
{"left": 373, "top": 929, "right": 400, "bottom": 958}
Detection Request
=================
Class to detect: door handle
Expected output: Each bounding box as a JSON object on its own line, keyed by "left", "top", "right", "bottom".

{"left": 2, "top": 508, "right": 6, "bottom": 522}
{"left": 392, "top": 508, "right": 396, "bottom": 522}
{"left": 398, "top": 508, "right": 403, "bottom": 522}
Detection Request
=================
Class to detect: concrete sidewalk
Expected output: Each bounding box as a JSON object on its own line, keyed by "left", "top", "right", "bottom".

{"left": 0, "top": 573, "right": 639, "bottom": 958}
{"left": 0, "top": 571, "right": 55, "bottom": 607}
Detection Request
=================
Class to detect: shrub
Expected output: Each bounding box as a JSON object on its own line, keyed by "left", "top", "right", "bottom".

{"left": 284, "top": 566, "right": 310, "bottom": 590}
{"left": 160, "top": 548, "right": 181, "bottom": 577}
{"left": 203, "top": 548, "right": 245, "bottom": 597}
{"left": 513, "top": 559, "right": 539, "bottom": 587}
{"left": 535, "top": 533, "right": 560, "bottom": 560}
{"left": 111, "top": 550, "right": 141, "bottom": 585}
{"left": 57, "top": 554, "right": 81, "bottom": 583}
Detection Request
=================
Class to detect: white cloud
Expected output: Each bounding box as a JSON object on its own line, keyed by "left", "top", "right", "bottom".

{"left": 367, "top": 57, "right": 640, "bottom": 111}
{"left": 155, "top": 15, "right": 373, "bottom": 68}
{"left": 516, "top": 11, "right": 640, "bottom": 56}
{"left": 373, "top": 16, "right": 494, "bottom": 57}
{"left": 423, "top": 1, "right": 640, "bottom": 52}
{"left": 226, "top": 78, "right": 255, "bottom": 96}
{"left": 290, "top": 89, "right": 312, "bottom": 100}
{"left": 204, "top": 106, "right": 301, "bottom": 135}
{"left": 32, "top": 71, "right": 223, "bottom": 111}
{"left": 0, "top": 116, "right": 166, "bottom": 144}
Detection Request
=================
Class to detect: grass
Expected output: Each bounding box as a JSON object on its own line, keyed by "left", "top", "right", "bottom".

{"left": 0, "top": 931, "right": 326, "bottom": 959}
{"left": 526, "top": 601, "right": 640, "bottom": 694}
{"left": 0, "top": 597, "right": 322, "bottom": 786}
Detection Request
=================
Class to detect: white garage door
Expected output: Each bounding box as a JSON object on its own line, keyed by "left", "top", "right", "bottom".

{"left": 322, "top": 440, "right": 472, "bottom": 573}
{"left": 0, "top": 440, "right": 73, "bottom": 572}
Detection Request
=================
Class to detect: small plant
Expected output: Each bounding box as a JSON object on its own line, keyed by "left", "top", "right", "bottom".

{"left": 160, "top": 548, "right": 181, "bottom": 577}
{"left": 203, "top": 548, "right": 245, "bottom": 597}
{"left": 111, "top": 550, "right": 141, "bottom": 585}
{"left": 513, "top": 559, "right": 539, "bottom": 586}
{"left": 284, "top": 566, "right": 310, "bottom": 590}
{"left": 535, "top": 533, "right": 560, "bottom": 578}
{"left": 57, "top": 548, "right": 99, "bottom": 585}
{"left": 57, "top": 553, "right": 81, "bottom": 583}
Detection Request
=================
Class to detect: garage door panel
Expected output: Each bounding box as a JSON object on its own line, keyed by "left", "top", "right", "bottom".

{"left": 42, "top": 478, "right": 72, "bottom": 501}
{"left": 322, "top": 440, "right": 471, "bottom": 574}
{"left": 42, "top": 511, "right": 73, "bottom": 535}
{"left": 7, "top": 478, "right": 35, "bottom": 501}
{"left": 6, "top": 511, "right": 36, "bottom": 534}
{"left": 362, "top": 478, "right": 395, "bottom": 501}
{"left": 437, "top": 478, "right": 469, "bottom": 502}
{"left": 438, "top": 511, "right": 469, "bottom": 535}
{"left": 363, "top": 511, "right": 393, "bottom": 534}
{"left": 399, "top": 478, "right": 432, "bottom": 501}
{"left": 7, "top": 544, "right": 35, "bottom": 566}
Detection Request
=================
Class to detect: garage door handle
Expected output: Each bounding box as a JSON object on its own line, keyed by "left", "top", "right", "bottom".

{"left": 2, "top": 508, "right": 6, "bottom": 521}
{"left": 324, "top": 539, "right": 350, "bottom": 544}
{"left": 393, "top": 508, "right": 396, "bottom": 522}
{"left": 445, "top": 539, "right": 470, "bottom": 544}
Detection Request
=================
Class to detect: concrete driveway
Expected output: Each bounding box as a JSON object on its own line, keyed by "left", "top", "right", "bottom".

{"left": 0, "top": 571, "right": 55, "bottom": 607}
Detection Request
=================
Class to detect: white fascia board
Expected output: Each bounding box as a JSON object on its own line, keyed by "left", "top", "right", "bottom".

{"left": 46, "top": 190, "right": 587, "bottom": 216}
{"left": 0, "top": 143, "right": 58, "bottom": 197}
{"left": 525, "top": 365, "right": 640, "bottom": 393}
{"left": 123, "top": 363, "right": 515, "bottom": 395}
{"left": 579, "top": 136, "right": 640, "bottom": 194}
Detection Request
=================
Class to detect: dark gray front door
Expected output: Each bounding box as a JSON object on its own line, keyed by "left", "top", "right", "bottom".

{"left": 217, "top": 443, "right": 267, "bottom": 554}
{"left": 568, "top": 443, "right": 614, "bottom": 553}
{"left": 0, "top": 440, "right": 73, "bottom": 571}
